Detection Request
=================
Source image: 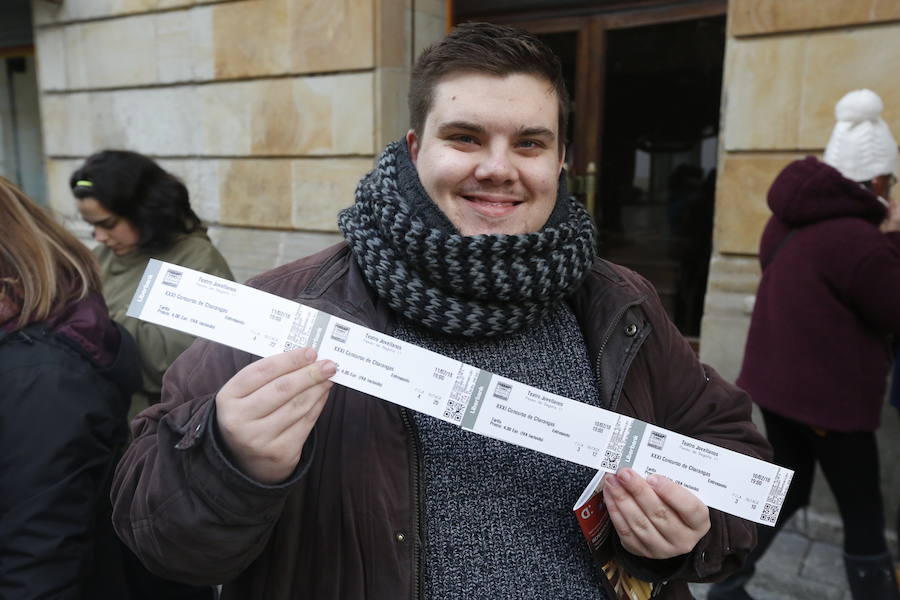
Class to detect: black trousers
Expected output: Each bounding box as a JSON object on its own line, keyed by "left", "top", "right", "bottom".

{"left": 761, "top": 407, "right": 888, "bottom": 555}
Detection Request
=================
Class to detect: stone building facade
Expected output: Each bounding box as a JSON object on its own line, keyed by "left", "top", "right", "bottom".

{"left": 30, "top": 0, "right": 445, "bottom": 283}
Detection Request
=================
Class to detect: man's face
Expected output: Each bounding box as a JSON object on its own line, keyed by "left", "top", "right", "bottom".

{"left": 407, "top": 72, "right": 564, "bottom": 236}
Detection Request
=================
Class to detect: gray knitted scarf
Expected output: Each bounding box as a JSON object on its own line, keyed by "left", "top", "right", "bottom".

{"left": 338, "top": 141, "right": 596, "bottom": 337}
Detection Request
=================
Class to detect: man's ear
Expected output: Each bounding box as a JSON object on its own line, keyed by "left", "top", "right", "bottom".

{"left": 558, "top": 145, "right": 567, "bottom": 174}
{"left": 406, "top": 130, "right": 420, "bottom": 163}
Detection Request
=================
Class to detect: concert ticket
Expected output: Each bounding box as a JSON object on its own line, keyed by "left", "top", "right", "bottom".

{"left": 128, "top": 259, "right": 791, "bottom": 526}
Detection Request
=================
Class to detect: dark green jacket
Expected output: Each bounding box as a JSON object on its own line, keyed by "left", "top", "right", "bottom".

{"left": 95, "top": 230, "right": 233, "bottom": 413}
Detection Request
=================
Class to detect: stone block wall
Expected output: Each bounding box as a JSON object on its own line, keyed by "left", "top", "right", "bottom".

{"left": 702, "top": 0, "right": 900, "bottom": 534}
{"left": 32, "top": 0, "right": 445, "bottom": 282}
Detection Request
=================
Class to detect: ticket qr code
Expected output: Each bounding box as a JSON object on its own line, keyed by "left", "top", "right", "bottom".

{"left": 443, "top": 400, "right": 465, "bottom": 423}
{"left": 601, "top": 449, "right": 620, "bottom": 471}
{"left": 760, "top": 503, "right": 779, "bottom": 524}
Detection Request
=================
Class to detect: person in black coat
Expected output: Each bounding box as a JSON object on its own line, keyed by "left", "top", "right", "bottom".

{"left": 0, "top": 177, "right": 141, "bottom": 598}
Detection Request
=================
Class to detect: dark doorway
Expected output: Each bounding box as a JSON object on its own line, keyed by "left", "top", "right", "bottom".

{"left": 454, "top": 2, "right": 726, "bottom": 341}
{"left": 597, "top": 16, "right": 725, "bottom": 337}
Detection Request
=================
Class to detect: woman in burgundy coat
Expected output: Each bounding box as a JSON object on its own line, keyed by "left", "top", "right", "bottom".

{"left": 711, "top": 90, "right": 900, "bottom": 600}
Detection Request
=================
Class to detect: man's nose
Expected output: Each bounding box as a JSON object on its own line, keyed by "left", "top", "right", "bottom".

{"left": 93, "top": 228, "right": 108, "bottom": 243}
{"left": 474, "top": 145, "right": 516, "bottom": 184}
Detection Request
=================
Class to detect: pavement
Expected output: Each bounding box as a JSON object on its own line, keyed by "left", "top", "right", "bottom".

{"left": 688, "top": 509, "right": 899, "bottom": 600}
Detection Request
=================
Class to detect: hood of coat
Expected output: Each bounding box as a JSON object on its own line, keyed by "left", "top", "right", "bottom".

{"left": 48, "top": 293, "right": 119, "bottom": 364}
{"left": 767, "top": 156, "right": 886, "bottom": 227}
{"left": 47, "top": 293, "right": 141, "bottom": 396}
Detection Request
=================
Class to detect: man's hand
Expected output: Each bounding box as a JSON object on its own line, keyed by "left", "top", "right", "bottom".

{"left": 603, "top": 468, "right": 710, "bottom": 559}
{"left": 215, "top": 347, "right": 336, "bottom": 485}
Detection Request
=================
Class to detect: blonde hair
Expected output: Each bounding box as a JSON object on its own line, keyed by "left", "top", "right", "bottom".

{"left": 0, "top": 177, "right": 102, "bottom": 328}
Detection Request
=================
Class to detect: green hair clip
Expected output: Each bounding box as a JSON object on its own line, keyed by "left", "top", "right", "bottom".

{"left": 74, "top": 179, "right": 93, "bottom": 188}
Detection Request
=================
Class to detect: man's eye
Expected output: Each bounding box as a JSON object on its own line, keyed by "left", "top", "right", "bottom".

{"left": 450, "top": 134, "right": 478, "bottom": 144}
{"left": 518, "top": 140, "right": 543, "bottom": 149}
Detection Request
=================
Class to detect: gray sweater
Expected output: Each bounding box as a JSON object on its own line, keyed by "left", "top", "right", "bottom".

{"left": 394, "top": 302, "right": 609, "bottom": 600}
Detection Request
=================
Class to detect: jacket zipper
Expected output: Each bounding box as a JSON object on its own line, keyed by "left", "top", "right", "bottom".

{"left": 594, "top": 298, "right": 671, "bottom": 597}
{"left": 400, "top": 408, "right": 423, "bottom": 600}
{"left": 594, "top": 299, "right": 644, "bottom": 411}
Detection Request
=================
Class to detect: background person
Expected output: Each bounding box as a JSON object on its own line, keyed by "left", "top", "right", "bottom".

{"left": 111, "top": 23, "right": 770, "bottom": 600}
{"left": 709, "top": 89, "right": 900, "bottom": 600}
{"left": 0, "top": 177, "right": 140, "bottom": 598}
{"left": 891, "top": 343, "right": 900, "bottom": 590}
{"left": 71, "top": 150, "right": 233, "bottom": 414}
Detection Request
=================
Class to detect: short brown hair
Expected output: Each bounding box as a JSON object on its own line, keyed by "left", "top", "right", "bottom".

{"left": 408, "top": 22, "right": 570, "bottom": 150}
{"left": 0, "top": 177, "right": 102, "bottom": 329}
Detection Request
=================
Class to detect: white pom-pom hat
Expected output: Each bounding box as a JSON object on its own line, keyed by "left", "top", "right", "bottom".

{"left": 823, "top": 89, "right": 898, "bottom": 182}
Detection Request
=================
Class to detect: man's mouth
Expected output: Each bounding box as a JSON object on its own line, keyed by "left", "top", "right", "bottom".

{"left": 460, "top": 194, "right": 523, "bottom": 217}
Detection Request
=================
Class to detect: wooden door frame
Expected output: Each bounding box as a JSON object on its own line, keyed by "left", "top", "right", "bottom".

{"left": 457, "top": 0, "right": 727, "bottom": 177}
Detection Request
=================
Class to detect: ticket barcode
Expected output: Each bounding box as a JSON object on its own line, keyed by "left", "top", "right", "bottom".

{"left": 283, "top": 307, "right": 311, "bottom": 352}
{"left": 600, "top": 419, "right": 631, "bottom": 470}
{"left": 763, "top": 468, "right": 792, "bottom": 518}
{"left": 447, "top": 367, "right": 476, "bottom": 406}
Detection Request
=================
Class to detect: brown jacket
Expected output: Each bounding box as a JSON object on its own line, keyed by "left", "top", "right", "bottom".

{"left": 111, "top": 242, "right": 771, "bottom": 599}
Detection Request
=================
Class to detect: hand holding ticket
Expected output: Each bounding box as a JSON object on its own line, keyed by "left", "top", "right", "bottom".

{"left": 128, "top": 259, "right": 793, "bottom": 526}
{"left": 215, "top": 348, "right": 335, "bottom": 484}
{"left": 602, "top": 468, "right": 710, "bottom": 559}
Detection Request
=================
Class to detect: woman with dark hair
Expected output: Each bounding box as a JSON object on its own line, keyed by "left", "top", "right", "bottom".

{"left": 0, "top": 177, "right": 140, "bottom": 597}
{"left": 72, "top": 150, "right": 233, "bottom": 413}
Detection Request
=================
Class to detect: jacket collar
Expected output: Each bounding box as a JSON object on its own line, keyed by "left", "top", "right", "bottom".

{"left": 294, "top": 242, "right": 400, "bottom": 334}
{"left": 0, "top": 293, "right": 141, "bottom": 399}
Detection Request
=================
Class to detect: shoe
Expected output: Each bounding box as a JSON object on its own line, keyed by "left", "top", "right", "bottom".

{"left": 843, "top": 551, "right": 900, "bottom": 600}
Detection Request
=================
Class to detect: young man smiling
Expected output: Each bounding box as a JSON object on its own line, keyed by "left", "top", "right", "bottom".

{"left": 112, "top": 23, "right": 770, "bottom": 600}
{"left": 408, "top": 71, "right": 563, "bottom": 236}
